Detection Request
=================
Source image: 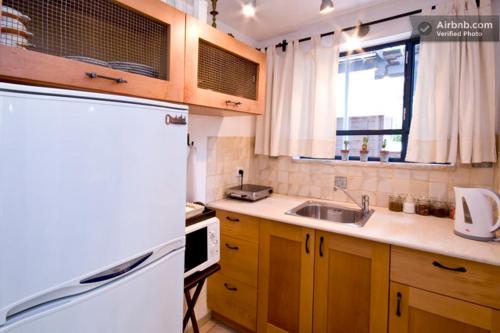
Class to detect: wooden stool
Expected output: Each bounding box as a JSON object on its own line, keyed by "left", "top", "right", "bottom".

{"left": 183, "top": 263, "right": 221, "bottom": 333}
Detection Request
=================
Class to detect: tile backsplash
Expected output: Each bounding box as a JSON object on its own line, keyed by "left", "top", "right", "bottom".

{"left": 252, "top": 156, "right": 495, "bottom": 207}
{"left": 205, "top": 136, "right": 255, "bottom": 203}
{"left": 205, "top": 136, "right": 496, "bottom": 208}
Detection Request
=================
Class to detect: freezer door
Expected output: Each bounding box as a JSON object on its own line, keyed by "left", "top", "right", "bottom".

{"left": 0, "top": 84, "right": 187, "bottom": 324}
{"left": 0, "top": 248, "right": 185, "bottom": 333}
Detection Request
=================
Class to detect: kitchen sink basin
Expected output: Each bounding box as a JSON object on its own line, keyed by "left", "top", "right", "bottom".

{"left": 286, "top": 201, "right": 374, "bottom": 227}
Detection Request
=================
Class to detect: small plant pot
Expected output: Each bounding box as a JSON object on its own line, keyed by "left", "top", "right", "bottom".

{"left": 360, "top": 150, "right": 369, "bottom": 162}
{"left": 380, "top": 150, "right": 390, "bottom": 163}
{"left": 340, "top": 150, "right": 350, "bottom": 161}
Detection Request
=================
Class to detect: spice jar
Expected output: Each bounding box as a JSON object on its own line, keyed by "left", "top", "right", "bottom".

{"left": 449, "top": 199, "right": 455, "bottom": 220}
{"left": 416, "top": 197, "right": 431, "bottom": 216}
{"left": 403, "top": 195, "right": 416, "bottom": 214}
{"left": 389, "top": 194, "right": 404, "bottom": 212}
{"left": 432, "top": 201, "right": 450, "bottom": 218}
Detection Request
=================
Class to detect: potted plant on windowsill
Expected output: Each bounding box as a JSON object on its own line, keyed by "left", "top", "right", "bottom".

{"left": 341, "top": 140, "right": 350, "bottom": 161}
{"left": 380, "top": 138, "right": 390, "bottom": 163}
{"left": 360, "top": 136, "right": 369, "bottom": 162}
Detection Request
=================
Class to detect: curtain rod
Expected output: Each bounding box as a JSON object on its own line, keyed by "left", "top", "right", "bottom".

{"left": 270, "top": 0, "right": 479, "bottom": 52}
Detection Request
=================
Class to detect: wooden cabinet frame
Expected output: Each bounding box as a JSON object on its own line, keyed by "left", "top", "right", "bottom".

{"left": 313, "top": 232, "right": 390, "bottom": 333}
{"left": 389, "top": 282, "right": 500, "bottom": 333}
{"left": 0, "top": 0, "right": 185, "bottom": 102}
{"left": 184, "top": 15, "right": 266, "bottom": 115}
{"left": 257, "top": 221, "right": 315, "bottom": 333}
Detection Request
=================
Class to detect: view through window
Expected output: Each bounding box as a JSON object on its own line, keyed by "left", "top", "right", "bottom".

{"left": 333, "top": 39, "right": 420, "bottom": 161}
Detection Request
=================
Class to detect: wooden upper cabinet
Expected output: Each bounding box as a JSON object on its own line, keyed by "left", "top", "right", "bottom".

{"left": 0, "top": 0, "right": 185, "bottom": 102}
{"left": 184, "top": 15, "right": 266, "bottom": 116}
{"left": 389, "top": 282, "right": 500, "bottom": 333}
{"left": 257, "top": 220, "right": 315, "bottom": 333}
{"left": 313, "top": 232, "right": 390, "bottom": 333}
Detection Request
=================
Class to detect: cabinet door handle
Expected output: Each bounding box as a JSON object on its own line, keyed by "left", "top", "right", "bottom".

{"left": 225, "top": 100, "right": 242, "bottom": 107}
{"left": 319, "top": 236, "right": 324, "bottom": 257}
{"left": 225, "top": 243, "right": 239, "bottom": 251}
{"left": 432, "top": 261, "right": 467, "bottom": 273}
{"left": 305, "top": 233, "right": 310, "bottom": 254}
{"left": 224, "top": 283, "right": 238, "bottom": 292}
{"left": 226, "top": 216, "right": 240, "bottom": 222}
{"left": 86, "top": 72, "right": 127, "bottom": 84}
{"left": 396, "top": 292, "right": 402, "bottom": 317}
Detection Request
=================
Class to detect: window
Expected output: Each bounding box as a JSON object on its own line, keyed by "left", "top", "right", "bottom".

{"left": 334, "top": 39, "right": 420, "bottom": 162}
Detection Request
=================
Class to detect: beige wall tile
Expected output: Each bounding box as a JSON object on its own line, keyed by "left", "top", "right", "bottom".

{"left": 411, "top": 170, "right": 429, "bottom": 181}
{"left": 429, "top": 182, "right": 448, "bottom": 200}
{"left": 377, "top": 179, "right": 392, "bottom": 193}
{"left": 409, "top": 180, "right": 429, "bottom": 197}
{"left": 393, "top": 169, "right": 411, "bottom": 180}
{"left": 429, "top": 170, "right": 449, "bottom": 183}
{"left": 469, "top": 168, "right": 494, "bottom": 187}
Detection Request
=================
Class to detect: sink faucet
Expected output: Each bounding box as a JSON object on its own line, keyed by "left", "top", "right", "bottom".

{"left": 333, "top": 186, "right": 370, "bottom": 216}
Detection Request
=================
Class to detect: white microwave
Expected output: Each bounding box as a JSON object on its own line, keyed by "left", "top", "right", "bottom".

{"left": 184, "top": 217, "right": 220, "bottom": 277}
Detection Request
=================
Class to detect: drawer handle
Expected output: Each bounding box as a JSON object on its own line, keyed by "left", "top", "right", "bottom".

{"left": 86, "top": 72, "right": 127, "bottom": 84}
{"left": 305, "top": 233, "right": 310, "bottom": 254}
{"left": 396, "top": 292, "right": 402, "bottom": 317}
{"left": 225, "top": 100, "right": 242, "bottom": 107}
{"left": 224, "top": 283, "right": 238, "bottom": 292}
{"left": 226, "top": 216, "right": 240, "bottom": 222}
{"left": 319, "top": 236, "right": 324, "bottom": 257}
{"left": 432, "top": 261, "right": 467, "bottom": 273}
{"left": 225, "top": 243, "right": 239, "bottom": 251}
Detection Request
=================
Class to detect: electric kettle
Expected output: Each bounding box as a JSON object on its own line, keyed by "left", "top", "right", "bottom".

{"left": 454, "top": 187, "right": 500, "bottom": 241}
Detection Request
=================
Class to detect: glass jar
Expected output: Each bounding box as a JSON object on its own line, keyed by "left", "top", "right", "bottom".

{"left": 416, "top": 197, "right": 431, "bottom": 216}
{"left": 449, "top": 199, "right": 456, "bottom": 220}
{"left": 389, "top": 194, "right": 404, "bottom": 212}
{"left": 432, "top": 201, "right": 450, "bottom": 218}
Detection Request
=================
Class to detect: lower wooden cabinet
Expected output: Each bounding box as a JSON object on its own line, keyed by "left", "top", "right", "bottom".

{"left": 389, "top": 282, "right": 500, "bottom": 333}
{"left": 257, "top": 220, "right": 315, "bottom": 333}
{"left": 313, "top": 232, "right": 390, "bottom": 333}
{"left": 256, "top": 221, "right": 389, "bottom": 333}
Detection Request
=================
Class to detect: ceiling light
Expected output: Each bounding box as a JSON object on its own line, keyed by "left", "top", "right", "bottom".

{"left": 320, "top": 0, "right": 334, "bottom": 14}
{"left": 355, "top": 21, "right": 370, "bottom": 37}
{"left": 242, "top": 0, "right": 256, "bottom": 17}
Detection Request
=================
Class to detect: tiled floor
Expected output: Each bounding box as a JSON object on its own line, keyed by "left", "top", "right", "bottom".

{"left": 200, "top": 319, "right": 238, "bottom": 333}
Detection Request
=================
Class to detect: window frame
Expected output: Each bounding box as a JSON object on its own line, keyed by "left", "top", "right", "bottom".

{"left": 333, "top": 37, "right": 420, "bottom": 162}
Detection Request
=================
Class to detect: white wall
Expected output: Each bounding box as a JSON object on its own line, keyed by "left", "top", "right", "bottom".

{"left": 187, "top": 115, "right": 256, "bottom": 203}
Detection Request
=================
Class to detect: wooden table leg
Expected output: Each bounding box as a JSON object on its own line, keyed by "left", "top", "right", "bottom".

{"left": 183, "top": 278, "right": 206, "bottom": 333}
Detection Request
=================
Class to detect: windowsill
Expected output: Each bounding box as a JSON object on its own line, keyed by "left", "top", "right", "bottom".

{"left": 294, "top": 157, "right": 457, "bottom": 170}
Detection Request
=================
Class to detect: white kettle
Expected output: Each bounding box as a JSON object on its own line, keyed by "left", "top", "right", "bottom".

{"left": 454, "top": 187, "right": 500, "bottom": 241}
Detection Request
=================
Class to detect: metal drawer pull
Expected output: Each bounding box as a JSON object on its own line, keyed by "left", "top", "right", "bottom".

{"left": 226, "top": 216, "right": 240, "bottom": 222}
{"left": 86, "top": 72, "right": 127, "bottom": 84}
{"left": 225, "top": 243, "right": 239, "bottom": 251}
{"left": 305, "top": 233, "right": 310, "bottom": 254}
{"left": 396, "top": 292, "right": 402, "bottom": 317}
{"left": 225, "top": 100, "right": 242, "bottom": 107}
{"left": 319, "top": 236, "right": 324, "bottom": 257}
{"left": 432, "top": 261, "right": 467, "bottom": 273}
{"left": 224, "top": 283, "right": 238, "bottom": 292}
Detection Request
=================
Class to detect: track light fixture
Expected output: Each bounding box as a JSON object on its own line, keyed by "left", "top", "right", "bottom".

{"left": 320, "top": 0, "right": 334, "bottom": 14}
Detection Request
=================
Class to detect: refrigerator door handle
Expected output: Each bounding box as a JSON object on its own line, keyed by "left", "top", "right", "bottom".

{"left": 80, "top": 252, "right": 153, "bottom": 284}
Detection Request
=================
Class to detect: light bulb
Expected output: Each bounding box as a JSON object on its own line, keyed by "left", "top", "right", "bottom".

{"left": 242, "top": 1, "right": 256, "bottom": 17}
{"left": 345, "top": 35, "right": 361, "bottom": 51}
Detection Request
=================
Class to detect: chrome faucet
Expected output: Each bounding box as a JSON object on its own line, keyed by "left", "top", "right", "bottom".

{"left": 333, "top": 186, "right": 370, "bottom": 216}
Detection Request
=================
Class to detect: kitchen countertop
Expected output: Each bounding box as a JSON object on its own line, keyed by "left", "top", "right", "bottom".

{"left": 209, "top": 194, "right": 500, "bottom": 266}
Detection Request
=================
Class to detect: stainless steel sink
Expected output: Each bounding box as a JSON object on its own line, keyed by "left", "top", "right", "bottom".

{"left": 286, "top": 201, "right": 374, "bottom": 227}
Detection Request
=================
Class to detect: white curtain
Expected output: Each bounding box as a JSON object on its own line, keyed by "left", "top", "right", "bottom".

{"left": 255, "top": 34, "right": 341, "bottom": 158}
{"left": 407, "top": 0, "right": 496, "bottom": 163}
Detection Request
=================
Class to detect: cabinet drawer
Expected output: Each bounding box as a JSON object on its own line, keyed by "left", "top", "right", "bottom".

{"left": 220, "top": 234, "right": 259, "bottom": 287}
{"left": 391, "top": 246, "right": 500, "bottom": 309}
{"left": 208, "top": 272, "right": 257, "bottom": 331}
{"left": 216, "top": 210, "right": 259, "bottom": 243}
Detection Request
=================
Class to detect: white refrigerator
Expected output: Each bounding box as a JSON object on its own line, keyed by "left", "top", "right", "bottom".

{"left": 0, "top": 83, "right": 188, "bottom": 332}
